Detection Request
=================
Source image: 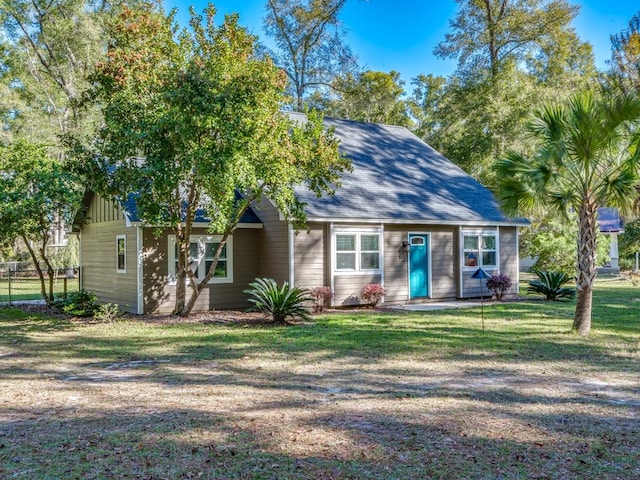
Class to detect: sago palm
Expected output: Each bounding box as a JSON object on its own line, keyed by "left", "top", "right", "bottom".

{"left": 496, "top": 90, "right": 640, "bottom": 335}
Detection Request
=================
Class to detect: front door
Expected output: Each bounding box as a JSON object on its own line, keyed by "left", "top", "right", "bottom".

{"left": 409, "top": 234, "right": 429, "bottom": 299}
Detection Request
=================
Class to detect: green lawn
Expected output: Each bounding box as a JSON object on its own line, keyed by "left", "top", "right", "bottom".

{"left": 0, "top": 279, "right": 638, "bottom": 479}
{"left": 0, "top": 276, "right": 79, "bottom": 302}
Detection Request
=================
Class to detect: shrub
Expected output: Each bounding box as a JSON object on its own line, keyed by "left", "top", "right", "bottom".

{"left": 310, "top": 286, "right": 333, "bottom": 312}
{"left": 244, "top": 278, "right": 312, "bottom": 324}
{"left": 527, "top": 269, "right": 576, "bottom": 301}
{"left": 54, "top": 289, "right": 99, "bottom": 316}
{"left": 486, "top": 274, "right": 512, "bottom": 300}
{"left": 360, "top": 283, "right": 385, "bottom": 307}
{"left": 94, "top": 303, "right": 122, "bottom": 322}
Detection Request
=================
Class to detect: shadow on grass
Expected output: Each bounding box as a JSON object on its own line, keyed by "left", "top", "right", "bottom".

{"left": 1, "top": 402, "right": 638, "bottom": 479}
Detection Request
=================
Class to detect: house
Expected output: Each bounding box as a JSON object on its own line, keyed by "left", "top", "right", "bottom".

{"left": 598, "top": 207, "right": 624, "bottom": 273}
{"left": 74, "top": 115, "right": 527, "bottom": 314}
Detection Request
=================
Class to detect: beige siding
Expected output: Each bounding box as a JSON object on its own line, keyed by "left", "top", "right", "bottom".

{"left": 80, "top": 222, "right": 139, "bottom": 312}
{"left": 383, "top": 228, "right": 409, "bottom": 303}
{"left": 293, "top": 223, "right": 327, "bottom": 290}
{"left": 142, "top": 228, "right": 259, "bottom": 314}
{"left": 384, "top": 226, "right": 458, "bottom": 304}
{"left": 499, "top": 227, "right": 519, "bottom": 296}
{"left": 430, "top": 229, "right": 458, "bottom": 299}
{"left": 253, "top": 197, "right": 289, "bottom": 283}
{"left": 334, "top": 274, "right": 382, "bottom": 306}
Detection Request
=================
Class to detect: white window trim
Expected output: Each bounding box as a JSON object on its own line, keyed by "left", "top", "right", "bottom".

{"left": 168, "top": 235, "right": 233, "bottom": 285}
{"left": 116, "top": 235, "right": 126, "bottom": 274}
{"left": 460, "top": 229, "right": 499, "bottom": 272}
{"left": 332, "top": 227, "right": 383, "bottom": 275}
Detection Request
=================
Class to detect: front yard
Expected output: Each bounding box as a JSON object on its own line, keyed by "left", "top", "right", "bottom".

{"left": 1, "top": 279, "right": 638, "bottom": 479}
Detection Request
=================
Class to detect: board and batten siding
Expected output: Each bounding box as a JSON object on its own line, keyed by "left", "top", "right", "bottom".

{"left": 142, "top": 228, "right": 259, "bottom": 314}
{"left": 253, "top": 197, "right": 290, "bottom": 284}
{"left": 384, "top": 225, "right": 457, "bottom": 304}
{"left": 84, "top": 193, "right": 125, "bottom": 224}
{"left": 80, "top": 221, "right": 139, "bottom": 312}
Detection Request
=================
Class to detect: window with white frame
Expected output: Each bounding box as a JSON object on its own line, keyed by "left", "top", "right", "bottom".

{"left": 462, "top": 231, "right": 497, "bottom": 268}
{"left": 335, "top": 231, "right": 381, "bottom": 272}
{"left": 116, "top": 235, "right": 126, "bottom": 273}
{"left": 168, "top": 235, "right": 233, "bottom": 283}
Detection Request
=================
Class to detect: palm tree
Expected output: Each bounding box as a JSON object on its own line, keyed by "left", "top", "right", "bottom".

{"left": 496, "top": 90, "right": 640, "bottom": 336}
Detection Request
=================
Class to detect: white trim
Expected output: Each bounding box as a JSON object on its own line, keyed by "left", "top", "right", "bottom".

{"left": 307, "top": 216, "right": 528, "bottom": 227}
{"left": 332, "top": 227, "right": 383, "bottom": 275}
{"left": 496, "top": 226, "right": 501, "bottom": 275}
{"left": 136, "top": 227, "right": 144, "bottom": 314}
{"left": 116, "top": 235, "right": 127, "bottom": 274}
{"left": 515, "top": 227, "right": 521, "bottom": 290}
{"left": 329, "top": 223, "right": 335, "bottom": 307}
{"left": 78, "top": 232, "right": 83, "bottom": 290}
{"left": 167, "top": 234, "right": 234, "bottom": 285}
{"left": 407, "top": 232, "right": 432, "bottom": 300}
{"left": 379, "top": 223, "right": 385, "bottom": 304}
{"left": 288, "top": 223, "right": 295, "bottom": 286}
{"left": 459, "top": 228, "right": 500, "bottom": 299}
{"left": 460, "top": 228, "right": 499, "bottom": 271}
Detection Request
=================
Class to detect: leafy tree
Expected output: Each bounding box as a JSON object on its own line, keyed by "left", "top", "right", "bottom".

{"left": 0, "top": 0, "right": 108, "bottom": 144}
{"left": 309, "top": 70, "right": 410, "bottom": 126}
{"left": 1, "top": 0, "right": 120, "bottom": 283}
{"left": 619, "top": 218, "right": 640, "bottom": 267}
{"left": 87, "top": 3, "right": 349, "bottom": 317}
{"left": 263, "top": 0, "right": 358, "bottom": 110}
{"left": 0, "top": 141, "right": 83, "bottom": 304}
{"left": 610, "top": 11, "right": 640, "bottom": 92}
{"left": 434, "top": 0, "right": 579, "bottom": 80}
{"left": 407, "top": 74, "right": 447, "bottom": 140}
{"left": 496, "top": 90, "right": 640, "bottom": 335}
{"left": 520, "top": 214, "right": 610, "bottom": 275}
{"left": 414, "top": 0, "right": 595, "bottom": 187}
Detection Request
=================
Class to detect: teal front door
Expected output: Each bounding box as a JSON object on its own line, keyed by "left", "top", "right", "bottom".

{"left": 409, "top": 234, "right": 429, "bottom": 299}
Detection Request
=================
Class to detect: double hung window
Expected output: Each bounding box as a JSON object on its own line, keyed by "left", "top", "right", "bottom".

{"left": 462, "top": 231, "right": 497, "bottom": 268}
{"left": 335, "top": 231, "right": 381, "bottom": 273}
{"left": 168, "top": 235, "right": 232, "bottom": 283}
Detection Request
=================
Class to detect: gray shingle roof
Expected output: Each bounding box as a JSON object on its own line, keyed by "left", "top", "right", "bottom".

{"left": 291, "top": 113, "right": 527, "bottom": 226}
{"left": 122, "top": 192, "right": 262, "bottom": 225}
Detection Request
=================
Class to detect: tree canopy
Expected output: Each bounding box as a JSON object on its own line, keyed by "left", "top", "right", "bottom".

{"left": 309, "top": 70, "right": 410, "bottom": 126}
{"left": 496, "top": 90, "right": 640, "bottom": 335}
{"left": 263, "top": 0, "right": 358, "bottom": 110}
{"left": 435, "top": 0, "right": 580, "bottom": 80}
{"left": 0, "top": 141, "right": 83, "bottom": 303}
{"left": 87, "top": 2, "right": 349, "bottom": 316}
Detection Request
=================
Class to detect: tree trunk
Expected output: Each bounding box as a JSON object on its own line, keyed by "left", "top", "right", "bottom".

{"left": 21, "top": 235, "right": 49, "bottom": 305}
{"left": 572, "top": 197, "right": 598, "bottom": 336}
{"left": 173, "top": 227, "right": 188, "bottom": 315}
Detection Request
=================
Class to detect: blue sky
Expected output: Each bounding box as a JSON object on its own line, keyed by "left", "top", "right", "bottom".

{"left": 165, "top": 0, "right": 639, "bottom": 83}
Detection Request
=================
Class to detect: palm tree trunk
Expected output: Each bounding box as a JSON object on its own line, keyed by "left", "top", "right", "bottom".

{"left": 573, "top": 197, "right": 598, "bottom": 336}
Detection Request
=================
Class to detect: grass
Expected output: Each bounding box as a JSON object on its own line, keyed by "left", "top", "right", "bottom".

{"left": 0, "top": 279, "right": 638, "bottom": 479}
{"left": 0, "top": 276, "right": 80, "bottom": 302}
